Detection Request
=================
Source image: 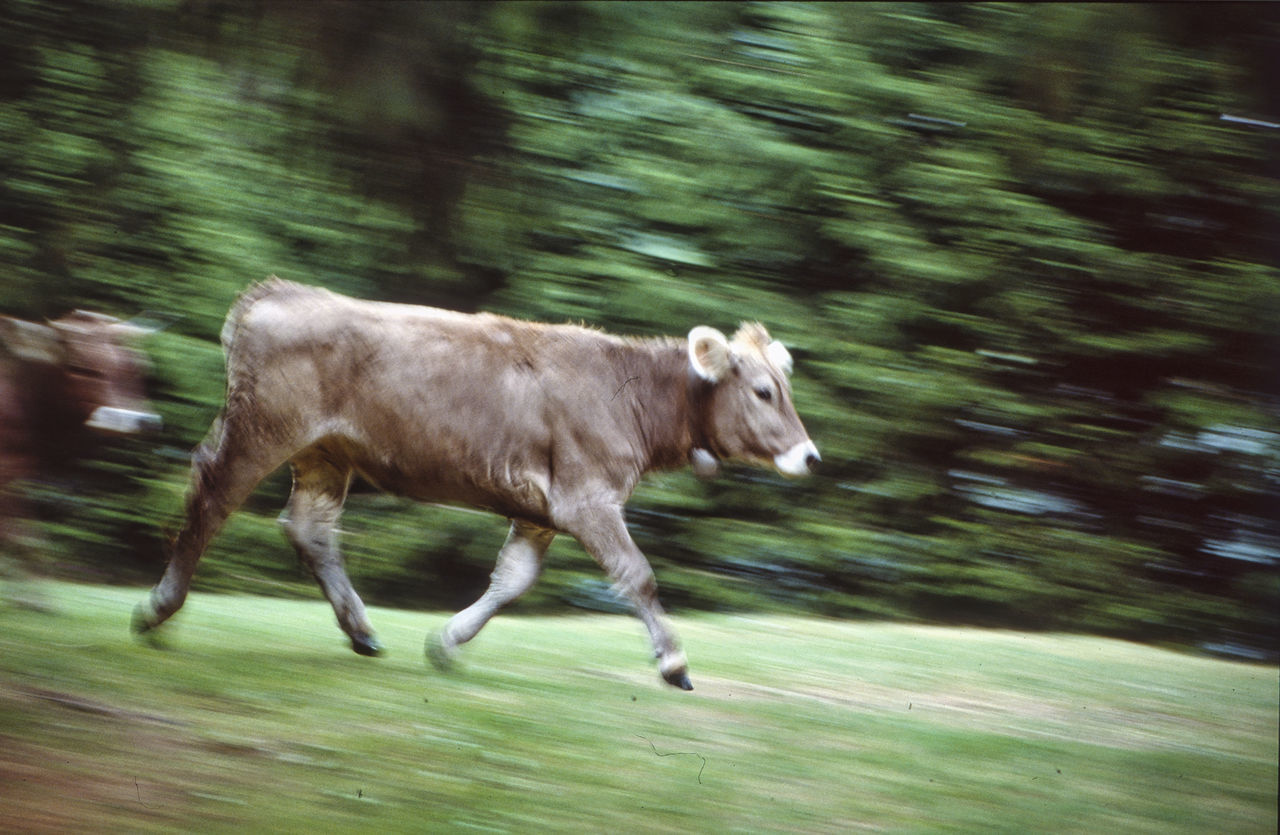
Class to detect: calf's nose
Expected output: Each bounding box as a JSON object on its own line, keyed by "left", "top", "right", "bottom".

{"left": 805, "top": 447, "right": 822, "bottom": 474}
{"left": 774, "top": 440, "right": 821, "bottom": 477}
{"left": 86, "top": 406, "right": 163, "bottom": 434}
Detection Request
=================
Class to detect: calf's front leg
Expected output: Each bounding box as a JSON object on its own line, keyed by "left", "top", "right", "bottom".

{"left": 560, "top": 504, "right": 691, "bottom": 690}
{"left": 429, "top": 520, "right": 556, "bottom": 669}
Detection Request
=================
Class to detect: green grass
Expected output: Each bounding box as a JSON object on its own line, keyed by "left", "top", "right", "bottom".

{"left": 1, "top": 581, "right": 1276, "bottom": 833}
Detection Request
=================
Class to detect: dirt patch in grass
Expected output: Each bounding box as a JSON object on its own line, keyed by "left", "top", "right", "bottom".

{"left": 0, "top": 685, "right": 203, "bottom": 832}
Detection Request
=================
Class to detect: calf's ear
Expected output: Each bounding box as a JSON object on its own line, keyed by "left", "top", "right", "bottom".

{"left": 688, "top": 326, "right": 732, "bottom": 382}
{"left": 117, "top": 311, "right": 181, "bottom": 337}
{"left": 766, "top": 340, "right": 794, "bottom": 375}
{"left": 0, "top": 318, "right": 63, "bottom": 364}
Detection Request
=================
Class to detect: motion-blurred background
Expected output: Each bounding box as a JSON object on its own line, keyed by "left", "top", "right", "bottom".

{"left": 1, "top": 1, "right": 1275, "bottom": 658}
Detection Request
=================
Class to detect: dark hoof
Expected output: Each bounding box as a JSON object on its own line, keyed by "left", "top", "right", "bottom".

{"left": 663, "top": 669, "right": 694, "bottom": 691}
{"left": 425, "top": 635, "right": 455, "bottom": 672}
{"left": 351, "top": 634, "right": 383, "bottom": 657}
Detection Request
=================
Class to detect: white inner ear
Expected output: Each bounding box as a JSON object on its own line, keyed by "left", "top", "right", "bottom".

{"left": 766, "top": 340, "right": 793, "bottom": 375}
{"left": 688, "top": 326, "right": 731, "bottom": 382}
{"left": 1, "top": 318, "right": 62, "bottom": 363}
{"left": 114, "top": 316, "right": 164, "bottom": 337}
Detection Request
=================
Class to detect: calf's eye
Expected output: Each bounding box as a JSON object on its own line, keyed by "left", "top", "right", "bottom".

{"left": 754, "top": 385, "right": 773, "bottom": 403}
{"left": 68, "top": 365, "right": 105, "bottom": 380}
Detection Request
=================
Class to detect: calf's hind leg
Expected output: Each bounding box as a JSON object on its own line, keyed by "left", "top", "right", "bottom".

{"left": 429, "top": 520, "right": 556, "bottom": 669}
{"left": 134, "top": 419, "right": 290, "bottom": 639}
{"left": 282, "top": 450, "right": 381, "bottom": 656}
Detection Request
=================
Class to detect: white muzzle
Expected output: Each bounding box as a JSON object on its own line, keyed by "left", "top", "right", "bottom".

{"left": 87, "top": 406, "right": 163, "bottom": 434}
{"left": 774, "top": 440, "right": 820, "bottom": 477}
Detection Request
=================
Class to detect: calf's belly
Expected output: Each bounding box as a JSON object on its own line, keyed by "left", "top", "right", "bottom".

{"left": 349, "top": 450, "right": 552, "bottom": 526}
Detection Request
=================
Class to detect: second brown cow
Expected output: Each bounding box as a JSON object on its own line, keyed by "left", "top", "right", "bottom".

{"left": 2, "top": 310, "right": 161, "bottom": 542}
{"left": 134, "top": 278, "right": 819, "bottom": 689}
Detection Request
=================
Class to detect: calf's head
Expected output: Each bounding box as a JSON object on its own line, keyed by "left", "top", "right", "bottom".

{"left": 1, "top": 311, "right": 162, "bottom": 434}
{"left": 688, "top": 323, "right": 819, "bottom": 477}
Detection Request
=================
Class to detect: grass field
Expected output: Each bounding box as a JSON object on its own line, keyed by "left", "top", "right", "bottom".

{"left": 1, "top": 581, "right": 1275, "bottom": 833}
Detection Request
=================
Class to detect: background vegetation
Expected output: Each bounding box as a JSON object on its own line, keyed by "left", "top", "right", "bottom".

{"left": 1, "top": 2, "right": 1277, "bottom": 656}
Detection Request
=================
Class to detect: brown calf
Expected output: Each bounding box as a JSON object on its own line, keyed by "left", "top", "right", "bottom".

{"left": 135, "top": 279, "right": 818, "bottom": 688}
{"left": 1, "top": 311, "right": 161, "bottom": 539}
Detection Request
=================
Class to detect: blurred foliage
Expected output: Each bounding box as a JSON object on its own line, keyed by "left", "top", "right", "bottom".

{"left": 1, "top": 0, "right": 1276, "bottom": 656}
